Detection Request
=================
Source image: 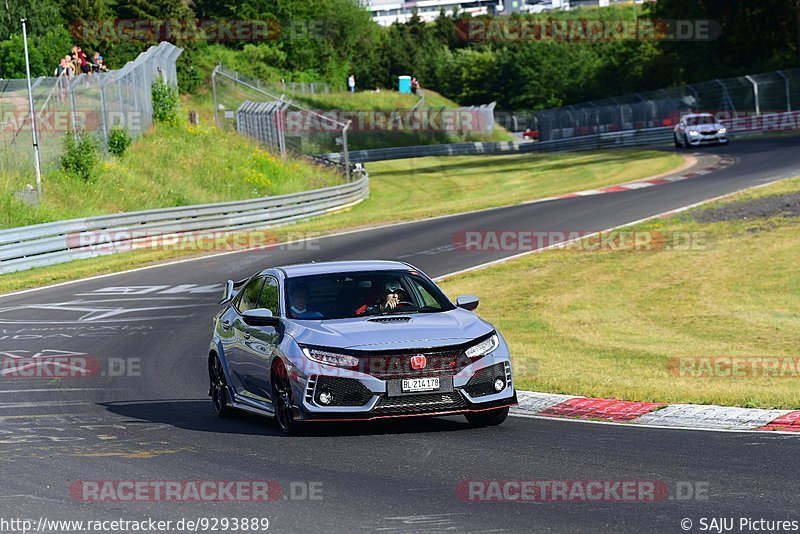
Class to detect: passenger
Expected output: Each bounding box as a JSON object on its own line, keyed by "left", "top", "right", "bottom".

{"left": 288, "top": 283, "right": 323, "bottom": 319}
{"left": 355, "top": 286, "right": 383, "bottom": 316}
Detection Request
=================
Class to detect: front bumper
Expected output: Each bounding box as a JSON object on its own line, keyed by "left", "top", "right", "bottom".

{"left": 300, "top": 391, "right": 518, "bottom": 422}
{"left": 297, "top": 359, "right": 516, "bottom": 422}
{"left": 686, "top": 133, "right": 728, "bottom": 145}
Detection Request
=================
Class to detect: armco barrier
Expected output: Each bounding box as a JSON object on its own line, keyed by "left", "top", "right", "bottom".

{"left": 1, "top": 117, "right": 764, "bottom": 275}
{"left": 321, "top": 121, "right": 768, "bottom": 163}
{"left": 321, "top": 127, "right": 675, "bottom": 163}
{"left": 0, "top": 175, "right": 369, "bottom": 275}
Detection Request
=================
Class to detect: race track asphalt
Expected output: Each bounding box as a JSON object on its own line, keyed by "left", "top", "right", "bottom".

{"left": 1, "top": 136, "right": 799, "bottom": 533}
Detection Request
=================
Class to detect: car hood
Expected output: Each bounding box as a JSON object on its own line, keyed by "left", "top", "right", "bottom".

{"left": 693, "top": 123, "right": 723, "bottom": 132}
{"left": 285, "top": 308, "right": 494, "bottom": 350}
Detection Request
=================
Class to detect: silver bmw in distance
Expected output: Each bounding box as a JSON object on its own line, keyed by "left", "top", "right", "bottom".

{"left": 673, "top": 112, "right": 729, "bottom": 147}
{"left": 209, "top": 261, "right": 517, "bottom": 433}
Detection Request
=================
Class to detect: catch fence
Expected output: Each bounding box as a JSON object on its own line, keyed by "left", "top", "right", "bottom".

{"left": 1, "top": 42, "right": 183, "bottom": 180}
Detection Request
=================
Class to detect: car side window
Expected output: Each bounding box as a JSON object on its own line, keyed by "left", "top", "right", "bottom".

{"left": 259, "top": 277, "right": 280, "bottom": 315}
{"left": 417, "top": 285, "right": 439, "bottom": 308}
{"left": 236, "top": 277, "right": 265, "bottom": 314}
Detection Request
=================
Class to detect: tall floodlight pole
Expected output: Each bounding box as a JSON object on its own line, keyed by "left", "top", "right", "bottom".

{"left": 21, "top": 19, "right": 43, "bottom": 197}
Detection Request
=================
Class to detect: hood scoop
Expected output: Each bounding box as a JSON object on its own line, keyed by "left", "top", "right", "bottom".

{"left": 367, "top": 316, "right": 412, "bottom": 323}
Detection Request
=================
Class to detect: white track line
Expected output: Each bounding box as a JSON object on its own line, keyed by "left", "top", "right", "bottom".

{"left": 0, "top": 153, "right": 716, "bottom": 301}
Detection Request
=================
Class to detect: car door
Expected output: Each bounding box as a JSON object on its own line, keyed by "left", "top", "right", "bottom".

{"left": 227, "top": 276, "right": 265, "bottom": 398}
{"left": 238, "top": 275, "right": 282, "bottom": 403}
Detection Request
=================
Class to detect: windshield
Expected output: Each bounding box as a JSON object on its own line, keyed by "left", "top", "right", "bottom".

{"left": 684, "top": 114, "right": 716, "bottom": 126}
{"left": 284, "top": 270, "right": 455, "bottom": 320}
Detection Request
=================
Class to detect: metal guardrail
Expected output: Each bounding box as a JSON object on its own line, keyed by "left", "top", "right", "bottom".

{"left": 2, "top": 115, "right": 772, "bottom": 275}
{"left": 0, "top": 175, "right": 369, "bottom": 275}
{"left": 322, "top": 120, "right": 771, "bottom": 163}
{"left": 321, "top": 127, "right": 676, "bottom": 163}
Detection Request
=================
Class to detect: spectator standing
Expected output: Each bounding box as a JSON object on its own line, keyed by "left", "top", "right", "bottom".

{"left": 62, "top": 55, "right": 75, "bottom": 76}
{"left": 410, "top": 77, "right": 419, "bottom": 95}
{"left": 69, "top": 46, "right": 80, "bottom": 73}
{"left": 348, "top": 74, "right": 355, "bottom": 94}
{"left": 77, "top": 46, "right": 90, "bottom": 75}
{"left": 92, "top": 52, "right": 107, "bottom": 73}
{"left": 55, "top": 57, "right": 67, "bottom": 76}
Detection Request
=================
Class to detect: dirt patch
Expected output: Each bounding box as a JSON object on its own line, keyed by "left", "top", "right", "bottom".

{"left": 693, "top": 192, "right": 800, "bottom": 223}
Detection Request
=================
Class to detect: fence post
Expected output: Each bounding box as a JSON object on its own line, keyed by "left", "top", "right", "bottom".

{"left": 714, "top": 79, "right": 736, "bottom": 114}
{"left": 342, "top": 121, "right": 351, "bottom": 182}
{"left": 276, "top": 98, "right": 287, "bottom": 161}
{"left": 99, "top": 80, "right": 109, "bottom": 152}
{"left": 212, "top": 66, "right": 220, "bottom": 128}
{"left": 776, "top": 71, "right": 792, "bottom": 111}
{"left": 684, "top": 84, "right": 700, "bottom": 111}
{"left": 745, "top": 75, "right": 760, "bottom": 115}
{"left": 69, "top": 78, "right": 79, "bottom": 135}
{"left": 21, "top": 19, "right": 43, "bottom": 197}
{"left": 587, "top": 101, "right": 599, "bottom": 131}
{"left": 117, "top": 78, "right": 124, "bottom": 128}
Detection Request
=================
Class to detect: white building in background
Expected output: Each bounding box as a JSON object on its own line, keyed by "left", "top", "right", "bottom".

{"left": 361, "top": 0, "right": 630, "bottom": 25}
{"left": 362, "top": 0, "right": 518, "bottom": 26}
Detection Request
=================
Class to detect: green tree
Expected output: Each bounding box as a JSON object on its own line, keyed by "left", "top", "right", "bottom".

{"left": 0, "top": 26, "right": 71, "bottom": 77}
{"left": 647, "top": 0, "right": 798, "bottom": 82}
{"left": 0, "top": 0, "right": 62, "bottom": 39}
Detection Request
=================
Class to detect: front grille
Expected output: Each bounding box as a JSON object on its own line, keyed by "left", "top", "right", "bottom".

{"left": 303, "top": 333, "right": 495, "bottom": 379}
{"left": 464, "top": 363, "right": 507, "bottom": 397}
{"left": 314, "top": 376, "right": 373, "bottom": 407}
{"left": 373, "top": 391, "right": 467, "bottom": 415}
{"left": 358, "top": 350, "right": 465, "bottom": 379}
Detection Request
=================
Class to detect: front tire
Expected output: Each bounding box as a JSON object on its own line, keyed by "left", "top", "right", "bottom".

{"left": 271, "top": 364, "right": 303, "bottom": 434}
{"left": 210, "top": 354, "right": 233, "bottom": 418}
{"left": 465, "top": 407, "right": 509, "bottom": 427}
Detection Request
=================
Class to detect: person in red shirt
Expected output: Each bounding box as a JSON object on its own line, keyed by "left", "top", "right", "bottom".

{"left": 77, "top": 47, "right": 90, "bottom": 75}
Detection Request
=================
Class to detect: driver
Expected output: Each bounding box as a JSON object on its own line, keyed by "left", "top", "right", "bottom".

{"left": 355, "top": 280, "right": 410, "bottom": 315}
{"left": 288, "top": 283, "right": 323, "bottom": 319}
{"left": 383, "top": 280, "right": 408, "bottom": 310}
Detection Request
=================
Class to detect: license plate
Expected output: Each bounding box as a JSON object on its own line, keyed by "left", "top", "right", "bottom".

{"left": 401, "top": 377, "right": 440, "bottom": 392}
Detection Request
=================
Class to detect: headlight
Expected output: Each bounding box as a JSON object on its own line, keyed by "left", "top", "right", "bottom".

{"left": 688, "top": 130, "right": 700, "bottom": 136}
{"left": 718, "top": 127, "right": 727, "bottom": 134}
{"left": 465, "top": 334, "right": 499, "bottom": 359}
{"left": 302, "top": 347, "right": 359, "bottom": 368}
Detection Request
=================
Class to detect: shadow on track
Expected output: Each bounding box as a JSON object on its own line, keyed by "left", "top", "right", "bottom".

{"left": 99, "top": 398, "right": 479, "bottom": 438}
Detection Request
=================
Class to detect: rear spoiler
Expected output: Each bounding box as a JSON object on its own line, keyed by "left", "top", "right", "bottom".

{"left": 219, "top": 278, "right": 248, "bottom": 305}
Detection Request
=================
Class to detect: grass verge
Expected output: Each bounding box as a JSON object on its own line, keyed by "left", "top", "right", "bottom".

{"left": 0, "top": 122, "right": 343, "bottom": 229}
{"left": 438, "top": 176, "right": 800, "bottom": 409}
{"left": 0, "top": 149, "right": 683, "bottom": 294}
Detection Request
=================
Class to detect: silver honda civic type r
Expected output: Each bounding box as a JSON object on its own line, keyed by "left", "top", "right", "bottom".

{"left": 208, "top": 260, "right": 517, "bottom": 433}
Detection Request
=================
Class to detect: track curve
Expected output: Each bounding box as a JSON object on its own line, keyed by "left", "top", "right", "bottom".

{"left": 2, "top": 136, "right": 800, "bottom": 532}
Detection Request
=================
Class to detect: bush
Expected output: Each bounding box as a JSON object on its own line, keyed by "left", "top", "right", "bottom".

{"left": 152, "top": 77, "right": 180, "bottom": 124}
{"left": 108, "top": 126, "right": 132, "bottom": 157}
{"left": 61, "top": 131, "right": 100, "bottom": 181}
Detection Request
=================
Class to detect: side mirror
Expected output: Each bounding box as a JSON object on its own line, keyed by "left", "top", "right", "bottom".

{"left": 242, "top": 308, "right": 280, "bottom": 327}
{"left": 219, "top": 279, "right": 234, "bottom": 305}
{"left": 456, "top": 295, "right": 479, "bottom": 311}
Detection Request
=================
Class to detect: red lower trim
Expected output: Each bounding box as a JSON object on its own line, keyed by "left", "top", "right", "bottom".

{"left": 303, "top": 402, "right": 517, "bottom": 423}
